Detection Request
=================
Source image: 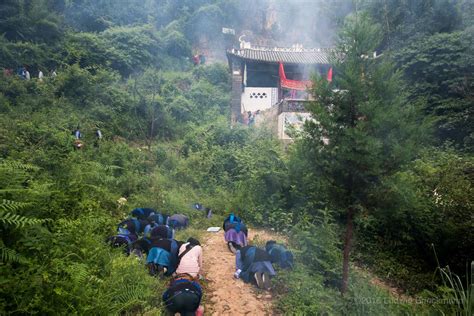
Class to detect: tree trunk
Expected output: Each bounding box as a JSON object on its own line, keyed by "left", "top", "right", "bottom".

{"left": 148, "top": 112, "right": 155, "bottom": 151}
{"left": 341, "top": 206, "right": 355, "bottom": 295}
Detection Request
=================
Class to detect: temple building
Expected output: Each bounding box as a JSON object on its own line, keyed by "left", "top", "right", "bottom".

{"left": 226, "top": 42, "right": 332, "bottom": 140}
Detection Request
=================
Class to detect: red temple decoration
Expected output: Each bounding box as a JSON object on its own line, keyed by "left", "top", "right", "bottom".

{"left": 327, "top": 67, "right": 333, "bottom": 82}
{"left": 279, "top": 62, "right": 312, "bottom": 91}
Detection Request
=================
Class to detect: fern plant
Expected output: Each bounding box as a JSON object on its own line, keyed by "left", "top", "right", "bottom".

{"left": 0, "top": 245, "right": 26, "bottom": 263}
{"left": 0, "top": 199, "right": 47, "bottom": 263}
{"left": 0, "top": 160, "right": 39, "bottom": 172}
{"left": 0, "top": 199, "right": 30, "bottom": 212}
{"left": 0, "top": 199, "right": 45, "bottom": 227}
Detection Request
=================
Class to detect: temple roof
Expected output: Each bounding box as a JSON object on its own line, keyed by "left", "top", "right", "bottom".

{"left": 227, "top": 46, "right": 331, "bottom": 65}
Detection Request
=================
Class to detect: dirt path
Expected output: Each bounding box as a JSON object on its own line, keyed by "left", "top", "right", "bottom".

{"left": 202, "top": 229, "right": 280, "bottom": 315}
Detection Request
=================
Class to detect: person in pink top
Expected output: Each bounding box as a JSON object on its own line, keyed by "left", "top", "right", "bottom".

{"left": 175, "top": 237, "right": 203, "bottom": 278}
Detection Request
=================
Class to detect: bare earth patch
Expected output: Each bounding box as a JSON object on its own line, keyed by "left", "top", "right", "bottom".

{"left": 202, "top": 228, "right": 284, "bottom": 315}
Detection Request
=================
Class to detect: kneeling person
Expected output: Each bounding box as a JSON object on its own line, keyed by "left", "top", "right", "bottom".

{"left": 146, "top": 238, "right": 181, "bottom": 276}
{"left": 234, "top": 245, "right": 275, "bottom": 290}
{"left": 223, "top": 213, "right": 248, "bottom": 253}
{"left": 175, "top": 238, "right": 203, "bottom": 278}
{"left": 168, "top": 214, "right": 189, "bottom": 230}
{"left": 148, "top": 224, "right": 174, "bottom": 239}
{"left": 265, "top": 240, "right": 294, "bottom": 269}
{"left": 162, "top": 274, "right": 203, "bottom": 316}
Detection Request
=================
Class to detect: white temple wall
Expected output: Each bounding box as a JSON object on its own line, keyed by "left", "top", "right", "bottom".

{"left": 241, "top": 87, "right": 278, "bottom": 113}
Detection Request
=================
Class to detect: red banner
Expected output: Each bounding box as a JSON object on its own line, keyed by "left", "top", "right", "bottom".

{"left": 327, "top": 67, "right": 333, "bottom": 82}
{"left": 279, "top": 62, "right": 312, "bottom": 91}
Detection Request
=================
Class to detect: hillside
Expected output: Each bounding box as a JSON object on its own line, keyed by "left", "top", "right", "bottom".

{"left": 0, "top": 1, "right": 472, "bottom": 315}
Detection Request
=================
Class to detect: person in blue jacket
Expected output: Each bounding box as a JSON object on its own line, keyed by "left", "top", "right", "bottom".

{"left": 234, "top": 245, "right": 275, "bottom": 290}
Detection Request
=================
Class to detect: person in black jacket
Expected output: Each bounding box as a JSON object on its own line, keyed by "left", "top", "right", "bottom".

{"left": 162, "top": 274, "right": 203, "bottom": 316}
{"left": 234, "top": 245, "right": 276, "bottom": 290}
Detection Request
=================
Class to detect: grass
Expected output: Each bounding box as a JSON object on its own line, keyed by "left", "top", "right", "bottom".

{"left": 432, "top": 245, "right": 473, "bottom": 315}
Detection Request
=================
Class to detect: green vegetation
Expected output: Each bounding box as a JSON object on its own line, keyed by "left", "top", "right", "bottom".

{"left": 0, "top": 0, "right": 472, "bottom": 315}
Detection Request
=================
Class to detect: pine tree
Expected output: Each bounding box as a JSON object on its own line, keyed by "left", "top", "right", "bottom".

{"left": 304, "top": 12, "right": 426, "bottom": 294}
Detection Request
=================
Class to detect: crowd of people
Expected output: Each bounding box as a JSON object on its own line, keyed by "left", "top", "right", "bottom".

{"left": 107, "top": 208, "right": 203, "bottom": 316}
{"left": 223, "top": 213, "right": 294, "bottom": 290}
{"left": 241, "top": 110, "right": 259, "bottom": 126}
{"left": 3, "top": 66, "right": 56, "bottom": 81}
{"left": 192, "top": 54, "right": 206, "bottom": 66}
{"left": 107, "top": 208, "right": 293, "bottom": 315}
{"left": 72, "top": 126, "right": 103, "bottom": 149}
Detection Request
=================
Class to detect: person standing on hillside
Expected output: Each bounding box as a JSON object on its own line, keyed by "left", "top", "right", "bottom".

{"left": 18, "top": 66, "right": 26, "bottom": 79}
{"left": 73, "top": 127, "right": 81, "bottom": 140}
{"left": 199, "top": 54, "right": 206, "bottom": 65}
{"left": 94, "top": 128, "right": 102, "bottom": 147}
{"left": 72, "top": 126, "right": 83, "bottom": 149}
{"left": 242, "top": 112, "right": 249, "bottom": 125}
{"left": 247, "top": 111, "right": 255, "bottom": 126}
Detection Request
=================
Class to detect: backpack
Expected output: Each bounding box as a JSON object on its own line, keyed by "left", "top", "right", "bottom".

{"left": 223, "top": 213, "right": 243, "bottom": 233}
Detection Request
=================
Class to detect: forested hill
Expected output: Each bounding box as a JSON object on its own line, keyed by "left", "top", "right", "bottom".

{"left": 0, "top": 1, "right": 472, "bottom": 315}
